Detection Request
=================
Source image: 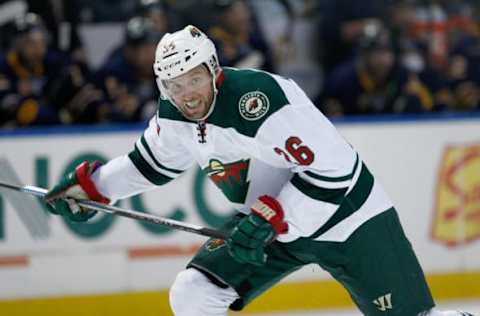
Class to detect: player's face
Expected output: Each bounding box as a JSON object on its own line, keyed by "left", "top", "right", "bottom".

{"left": 163, "top": 65, "right": 214, "bottom": 120}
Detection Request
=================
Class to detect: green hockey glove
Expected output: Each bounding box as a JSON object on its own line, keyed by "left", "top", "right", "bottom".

{"left": 227, "top": 195, "right": 288, "bottom": 266}
{"left": 45, "top": 161, "right": 110, "bottom": 222}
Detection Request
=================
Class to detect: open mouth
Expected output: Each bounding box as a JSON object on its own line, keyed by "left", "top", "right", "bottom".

{"left": 184, "top": 100, "right": 200, "bottom": 109}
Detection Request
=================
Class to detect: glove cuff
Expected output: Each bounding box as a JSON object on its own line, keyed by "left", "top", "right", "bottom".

{"left": 75, "top": 161, "right": 110, "bottom": 204}
{"left": 251, "top": 195, "right": 288, "bottom": 234}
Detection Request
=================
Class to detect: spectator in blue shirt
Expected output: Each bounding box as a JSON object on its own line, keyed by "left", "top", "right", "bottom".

{"left": 93, "top": 16, "right": 162, "bottom": 123}
{"left": 0, "top": 13, "right": 69, "bottom": 127}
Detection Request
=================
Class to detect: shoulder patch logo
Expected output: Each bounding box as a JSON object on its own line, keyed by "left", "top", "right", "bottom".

{"left": 238, "top": 91, "right": 270, "bottom": 121}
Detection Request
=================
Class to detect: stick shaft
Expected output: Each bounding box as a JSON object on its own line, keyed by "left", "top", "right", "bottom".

{"left": 0, "top": 181, "right": 228, "bottom": 240}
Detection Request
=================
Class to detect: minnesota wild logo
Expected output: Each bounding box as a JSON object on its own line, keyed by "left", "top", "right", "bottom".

{"left": 205, "top": 238, "right": 226, "bottom": 252}
{"left": 204, "top": 159, "right": 250, "bottom": 204}
{"left": 189, "top": 26, "right": 202, "bottom": 38}
{"left": 238, "top": 91, "right": 269, "bottom": 121}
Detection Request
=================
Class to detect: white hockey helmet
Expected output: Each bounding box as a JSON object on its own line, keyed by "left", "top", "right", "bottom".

{"left": 153, "top": 25, "right": 221, "bottom": 120}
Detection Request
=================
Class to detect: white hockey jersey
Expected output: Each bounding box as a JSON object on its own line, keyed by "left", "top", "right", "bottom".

{"left": 92, "top": 67, "right": 393, "bottom": 243}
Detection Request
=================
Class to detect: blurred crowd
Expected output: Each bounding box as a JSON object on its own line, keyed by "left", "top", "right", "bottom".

{"left": 0, "top": 0, "right": 480, "bottom": 128}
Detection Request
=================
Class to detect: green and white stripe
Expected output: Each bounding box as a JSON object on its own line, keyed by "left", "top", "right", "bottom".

{"left": 290, "top": 154, "right": 360, "bottom": 205}
{"left": 309, "top": 162, "right": 374, "bottom": 238}
{"left": 290, "top": 175, "right": 348, "bottom": 205}
{"left": 288, "top": 154, "right": 379, "bottom": 240}
{"left": 297, "top": 155, "right": 359, "bottom": 190}
{"left": 128, "top": 135, "right": 184, "bottom": 185}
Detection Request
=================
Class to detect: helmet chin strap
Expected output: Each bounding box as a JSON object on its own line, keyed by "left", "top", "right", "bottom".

{"left": 194, "top": 82, "right": 218, "bottom": 121}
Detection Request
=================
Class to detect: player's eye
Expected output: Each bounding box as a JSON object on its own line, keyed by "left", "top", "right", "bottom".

{"left": 168, "top": 83, "right": 182, "bottom": 94}
{"left": 191, "top": 77, "right": 200, "bottom": 86}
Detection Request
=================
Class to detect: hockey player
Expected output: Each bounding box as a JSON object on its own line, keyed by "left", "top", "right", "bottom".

{"left": 45, "top": 26, "right": 473, "bottom": 316}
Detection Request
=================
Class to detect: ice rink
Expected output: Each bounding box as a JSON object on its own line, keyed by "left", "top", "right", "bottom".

{"left": 243, "top": 299, "right": 480, "bottom": 315}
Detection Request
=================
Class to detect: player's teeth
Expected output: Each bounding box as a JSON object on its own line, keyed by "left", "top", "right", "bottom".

{"left": 185, "top": 101, "right": 199, "bottom": 109}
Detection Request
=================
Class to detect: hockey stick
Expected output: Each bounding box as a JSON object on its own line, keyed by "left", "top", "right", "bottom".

{"left": 0, "top": 158, "right": 50, "bottom": 238}
{"left": 0, "top": 181, "right": 228, "bottom": 240}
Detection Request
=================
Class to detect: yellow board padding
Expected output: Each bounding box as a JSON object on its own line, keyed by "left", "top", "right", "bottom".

{"left": 1, "top": 270, "right": 479, "bottom": 316}
{"left": 427, "top": 270, "right": 480, "bottom": 300}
